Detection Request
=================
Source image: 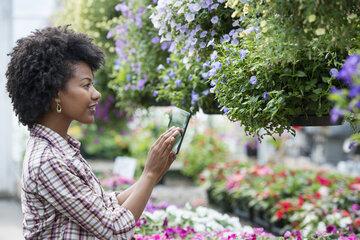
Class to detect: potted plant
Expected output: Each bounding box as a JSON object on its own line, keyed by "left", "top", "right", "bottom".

{"left": 209, "top": 0, "right": 360, "bottom": 137}
{"left": 150, "top": 0, "right": 237, "bottom": 114}
{"left": 106, "top": 0, "right": 171, "bottom": 112}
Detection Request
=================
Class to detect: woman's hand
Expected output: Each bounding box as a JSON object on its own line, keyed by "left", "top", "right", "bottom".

{"left": 143, "top": 126, "right": 182, "bottom": 183}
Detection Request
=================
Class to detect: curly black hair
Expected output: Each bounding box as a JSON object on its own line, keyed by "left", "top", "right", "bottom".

{"left": 6, "top": 26, "right": 104, "bottom": 129}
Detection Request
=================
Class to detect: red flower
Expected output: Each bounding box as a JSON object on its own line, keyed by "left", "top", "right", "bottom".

{"left": 314, "top": 192, "right": 321, "bottom": 199}
{"left": 342, "top": 210, "right": 350, "bottom": 217}
{"left": 279, "top": 201, "right": 293, "bottom": 211}
{"left": 316, "top": 175, "right": 332, "bottom": 186}
{"left": 298, "top": 195, "right": 304, "bottom": 207}
{"left": 276, "top": 209, "right": 284, "bottom": 220}
{"left": 354, "top": 218, "right": 360, "bottom": 228}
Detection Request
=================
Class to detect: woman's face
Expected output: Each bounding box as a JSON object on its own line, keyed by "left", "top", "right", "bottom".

{"left": 57, "top": 62, "right": 101, "bottom": 124}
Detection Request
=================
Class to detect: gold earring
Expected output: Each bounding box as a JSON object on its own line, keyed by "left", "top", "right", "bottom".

{"left": 56, "top": 101, "right": 62, "bottom": 113}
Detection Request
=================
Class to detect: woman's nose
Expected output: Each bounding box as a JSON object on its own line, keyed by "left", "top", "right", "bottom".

{"left": 92, "top": 87, "right": 101, "bottom": 101}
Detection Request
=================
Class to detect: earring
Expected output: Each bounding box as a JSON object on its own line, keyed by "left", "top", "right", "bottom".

{"left": 56, "top": 101, "right": 62, "bottom": 113}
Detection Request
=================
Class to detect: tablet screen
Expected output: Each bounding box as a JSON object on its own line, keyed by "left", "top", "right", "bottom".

{"left": 167, "top": 107, "right": 191, "bottom": 154}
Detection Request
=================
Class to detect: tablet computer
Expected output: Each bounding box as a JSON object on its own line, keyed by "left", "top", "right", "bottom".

{"left": 167, "top": 107, "right": 191, "bottom": 154}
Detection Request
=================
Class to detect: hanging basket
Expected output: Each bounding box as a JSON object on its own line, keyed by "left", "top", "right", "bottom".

{"left": 290, "top": 115, "right": 343, "bottom": 126}
{"left": 200, "top": 93, "right": 222, "bottom": 114}
{"left": 140, "top": 95, "right": 171, "bottom": 107}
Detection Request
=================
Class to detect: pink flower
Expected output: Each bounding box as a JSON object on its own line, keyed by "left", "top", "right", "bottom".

{"left": 225, "top": 173, "right": 244, "bottom": 190}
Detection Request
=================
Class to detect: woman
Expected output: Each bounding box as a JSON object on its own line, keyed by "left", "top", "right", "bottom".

{"left": 6, "top": 26, "right": 181, "bottom": 239}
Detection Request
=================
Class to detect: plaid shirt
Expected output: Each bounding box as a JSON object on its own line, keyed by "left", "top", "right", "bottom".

{"left": 21, "top": 124, "right": 135, "bottom": 239}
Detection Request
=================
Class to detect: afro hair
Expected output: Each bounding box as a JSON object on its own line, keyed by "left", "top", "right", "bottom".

{"left": 6, "top": 26, "right": 104, "bottom": 129}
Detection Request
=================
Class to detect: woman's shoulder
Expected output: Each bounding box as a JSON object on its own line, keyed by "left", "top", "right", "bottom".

{"left": 22, "top": 136, "right": 64, "bottom": 181}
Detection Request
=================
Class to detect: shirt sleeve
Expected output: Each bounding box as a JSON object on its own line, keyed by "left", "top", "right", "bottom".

{"left": 36, "top": 157, "right": 136, "bottom": 240}
{"left": 103, "top": 191, "right": 122, "bottom": 210}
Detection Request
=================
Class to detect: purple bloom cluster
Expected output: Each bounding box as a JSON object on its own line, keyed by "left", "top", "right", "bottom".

{"left": 95, "top": 95, "right": 116, "bottom": 122}
{"left": 337, "top": 55, "right": 360, "bottom": 86}
{"left": 330, "top": 54, "right": 360, "bottom": 123}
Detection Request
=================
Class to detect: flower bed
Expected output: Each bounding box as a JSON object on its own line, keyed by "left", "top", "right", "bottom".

{"left": 98, "top": 170, "right": 359, "bottom": 239}
{"left": 200, "top": 160, "right": 360, "bottom": 237}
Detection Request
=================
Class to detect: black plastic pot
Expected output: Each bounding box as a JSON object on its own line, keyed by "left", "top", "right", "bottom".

{"left": 140, "top": 95, "right": 171, "bottom": 107}
{"left": 253, "top": 207, "right": 271, "bottom": 230}
{"left": 206, "top": 187, "right": 216, "bottom": 205}
{"left": 290, "top": 115, "right": 343, "bottom": 126}
{"left": 231, "top": 198, "right": 253, "bottom": 221}
{"left": 270, "top": 219, "right": 288, "bottom": 236}
{"left": 200, "top": 93, "right": 222, "bottom": 114}
{"left": 218, "top": 192, "right": 233, "bottom": 213}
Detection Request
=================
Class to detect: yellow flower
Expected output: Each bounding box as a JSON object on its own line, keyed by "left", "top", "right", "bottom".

{"left": 260, "top": 20, "right": 267, "bottom": 28}
{"left": 315, "top": 28, "right": 326, "bottom": 36}
{"left": 114, "top": 135, "right": 127, "bottom": 148}
{"left": 68, "top": 125, "right": 83, "bottom": 139}
{"left": 231, "top": 10, "right": 241, "bottom": 18}
{"left": 243, "top": 4, "right": 250, "bottom": 14}
{"left": 308, "top": 14, "right": 316, "bottom": 23}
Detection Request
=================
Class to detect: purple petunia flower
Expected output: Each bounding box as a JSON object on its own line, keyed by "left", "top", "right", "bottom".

{"left": 175, "top": 79, "right": 182, "bottom": 88}
{"left": 263, "top": 91, "right": 269, "bottom": 100}
{"left": 191, "top": 91, "right": 199, "bottom": 105}
{"left": 240, "top": 49, "right": 248, "bottom": 60}
{"left": 249, "top": 75, "right": 257, "bottom": 85}
{"left": 330, "top": 107, "right": 343, "bottom": 123}
{"left": 329, "top": 68, "right": 338, "bottom": 78}
{"left": 330, "top": 86, "right": 340, "bottom": 94}
{"left": 153, "top": 91, "right": 158, "bottom": 97}
{"left": 222, "top": 107, "right": 229, "bottom": 114}
{"left": 208, "top": 68, "right": 217, "bottom": 77}
{"left": 337, "top": 54, "right": 360, "bottom": 86}
{"left": 201, "top": 72, "right": 209, "bottom": 79}
{"left": 212, "top": 61, "right": 222, "bottom": 69}
{"left": 161, "top": 41, "right": 171, "bottom": 51}
{"left": 210, "top": 3, "right": 219, "bottom": 10}
{"left": 151, "top": 36, "right": 160, "bottom": 44}
{"left": 221, "top": 34, "right": 231, "bottom": 43}
{"left": 137, "top": 79, "right": 146, "bottom": 90}
{"left": 200, "top": 31, "right": 207, "bottom": 38}
{"left": 211, "top": 16, "right": 219, "bottom": 24}
{"left": 203, "top": 61, "right": 210, "bottom": 68}
{"left": 185, "top": 13, "right": 195, "bottom": 22}
{"left": 168, "top": 70, "right": 176, "bottom": 79}
{"left": 231, "top": 38, "right": 239, "bottom": 45}
{"left": 349, "top": 85, "right": 360, "bottom": 98}
{"left": 188, "top": 3, "right": 201, "bottom": 12}
{"left": 210, "top": 51, "right": 218, "bottom": 61}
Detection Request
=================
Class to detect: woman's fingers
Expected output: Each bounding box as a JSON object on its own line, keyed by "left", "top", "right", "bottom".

{"left": 162, "top": 136, "right": 176, "bottom": 156}
{"left": 157, "top": 128, "right": 181, "bottom": 149}
{"left": 151, "top": 127, "right": 175, "bottom": 149}
{"left": 160, "top": 129, "right": 181, "bottom": 154}
{"left": 165, "top": 152, "right": 177, "bottom": 171}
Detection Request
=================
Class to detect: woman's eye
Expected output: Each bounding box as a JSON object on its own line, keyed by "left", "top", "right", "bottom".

{"left": 84, "top": 83, "right": 91, "bottom": 89}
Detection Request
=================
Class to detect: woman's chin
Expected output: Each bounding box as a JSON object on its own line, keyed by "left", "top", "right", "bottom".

{"left": 78, "top": 116, "right": 95, "bottom": 124}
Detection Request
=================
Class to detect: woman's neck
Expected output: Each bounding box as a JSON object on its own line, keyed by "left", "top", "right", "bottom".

{"left": 38, "top": 113, "right": 72, "bottom": 140}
